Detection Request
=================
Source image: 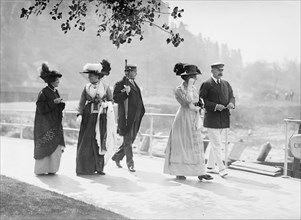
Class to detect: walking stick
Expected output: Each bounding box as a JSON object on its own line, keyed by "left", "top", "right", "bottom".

{"left": 124, "top": 59, "right": 129, "bottom": 126}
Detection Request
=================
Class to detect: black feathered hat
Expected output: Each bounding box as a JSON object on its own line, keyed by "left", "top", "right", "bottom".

{"left": 174, "top": 63, "right": 201, "bottom": 76}
{"left": 39, "top": 62, "right": 62, "bottom": 81}
{"left": 173, "top": 63, "right": 187, "bottom": 76}
{"left": 181, "top": 64, "right": 201, "bottom": 76}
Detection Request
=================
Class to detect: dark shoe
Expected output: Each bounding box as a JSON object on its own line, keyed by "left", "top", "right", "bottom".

{"left": 128, "top": 166, "right": 136, "bottom": 172}
{"left": 176, "top": 176, "right": 186, "bottom": 180}
{"left": 97, "top": 171, "right": 106, "bottom": 175}
{"left": 112, "top": 157, "right": 122, "bottom": 168}
{"left": 198, "top": 174, "right": 213, "bottom": 181}
{"left": 219, "top": 169, "right": 228, "bottom": 178}
{"left": 48, "top": 172, "right": 56, "bottom": 175}
{"left": 207, "top": 167, "right": 219, "bottom": 174}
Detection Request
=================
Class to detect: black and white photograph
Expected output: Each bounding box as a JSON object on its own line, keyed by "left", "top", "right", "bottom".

{"left": 0, "top": 0, "right": 300, "bottom": 219}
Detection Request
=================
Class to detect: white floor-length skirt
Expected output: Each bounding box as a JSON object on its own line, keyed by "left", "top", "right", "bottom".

{"left": 34, "top": 145, "right": 63, "bottom": 175}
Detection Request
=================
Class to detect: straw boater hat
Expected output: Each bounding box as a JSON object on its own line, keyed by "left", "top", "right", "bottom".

{"left": 39, "top": 62, "right": 62, "bottom": 81}
{"left": 211, "top": 62, "right": 224, "bottom": 70}
{"left": 173, "top": 63, "right": 201, "bottom": 76}
{"left": 80, "top": 59, "right": 111, "bottom": 76}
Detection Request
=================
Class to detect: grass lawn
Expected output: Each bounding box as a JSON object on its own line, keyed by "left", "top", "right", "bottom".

{"left": 0, "top": 175, "right": 128, "bottom": 220}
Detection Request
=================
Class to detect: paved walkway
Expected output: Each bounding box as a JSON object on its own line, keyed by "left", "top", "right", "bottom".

{"left": 1, "top": 136, "right": 300, "bottom": 219}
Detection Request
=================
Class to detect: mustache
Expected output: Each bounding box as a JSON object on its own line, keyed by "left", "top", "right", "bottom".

{"left": 218, "top": 74, "right": 223, "bottom": 76}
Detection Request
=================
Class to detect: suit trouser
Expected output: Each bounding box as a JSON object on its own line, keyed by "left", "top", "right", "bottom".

{"left": 207, "top": 128, "right": 227, "bottom": 171}
{"left": 113, "top": 120, "right": 140, "bottom": 168}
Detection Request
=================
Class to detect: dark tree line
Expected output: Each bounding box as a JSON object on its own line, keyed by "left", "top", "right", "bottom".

{"left": 1, "top": 0, "right": 299, "bottom": 102}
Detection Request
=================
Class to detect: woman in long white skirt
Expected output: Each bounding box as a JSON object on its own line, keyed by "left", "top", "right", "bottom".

{"left": 164, "top": 63, "right": 213, "bottom": 181}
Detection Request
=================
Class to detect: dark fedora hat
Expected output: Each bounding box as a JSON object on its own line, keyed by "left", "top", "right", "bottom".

{"left": 180, "top": 64, "right": 202, "bottom": 76}
{"left": 40, "top": 63, "right": 62, "bottom": 80}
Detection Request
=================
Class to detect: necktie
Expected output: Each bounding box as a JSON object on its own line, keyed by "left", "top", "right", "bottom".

{"left": 129, "top": 79, "right": 136, "bottom": 88}
{"left": 217, "top": 79, "right": 220, "bottom": 84}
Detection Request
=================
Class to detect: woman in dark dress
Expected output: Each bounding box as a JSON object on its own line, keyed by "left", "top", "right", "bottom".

{"left": 34, "top": 62, "right": 65, "bottom": 175}
{"left": 76, "top": 60, "right": 113, "bottom": 175}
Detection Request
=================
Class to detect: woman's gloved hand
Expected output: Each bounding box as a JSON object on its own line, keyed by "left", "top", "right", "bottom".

{"left": 188, "top": 77, "right": 195, "bottom": 88}
{"left": 76, "top": 115, "right": 82, "bottom": 124}
{"left": 101, "top": 101, "right": 108, "bottom": 108}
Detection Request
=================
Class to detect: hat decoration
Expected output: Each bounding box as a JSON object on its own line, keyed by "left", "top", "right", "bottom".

{"left": 39, "top": 62, "right": 62, "bottom": 80}
{"left": 81, "top": 60, "right": 111, "bottom": 76}
{"left": 174, "top": 63, "right": 201, "bottom": 76}
{"left": 173, "top": 62, "right": 187, "bottom": 76}
{"left": 100, "top": 59, "right": 111, "bottom": 75}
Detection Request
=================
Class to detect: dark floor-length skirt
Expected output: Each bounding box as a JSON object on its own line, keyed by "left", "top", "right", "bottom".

{"left": 76, "top": 103, "right": 106, "bottom": 175}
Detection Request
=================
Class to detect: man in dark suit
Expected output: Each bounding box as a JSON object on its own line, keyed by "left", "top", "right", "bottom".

{"left": 199, "top": 62, "right": 235, "bottom": 177}
{"left": 111, "top": 64, "right": 145, "bottom": 172}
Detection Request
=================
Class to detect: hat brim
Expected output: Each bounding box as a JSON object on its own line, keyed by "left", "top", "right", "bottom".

{"left": 80, "top": 71, "right": 109, "bottom": 76}
{"left": 40, "top": 73, "right": 62, "bottom": 79}
{"left": 180, "top": 72, "right": 201, "bottom": 76}
{"left": 211, "top": 65, "right": 224, "bottom": 70}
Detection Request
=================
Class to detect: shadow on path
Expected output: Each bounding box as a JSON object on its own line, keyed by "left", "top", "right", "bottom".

{"left": 36, "top": 174, "right": 84, "bottom": 194}
{"left": 225, "top": 175, "right": 288, "bottom": 195}
{"left": 134, "top": 170, "right": 181, "bottom": 187}
{"left": 172, "top": 177, "right": 259, "bottom": 202}
{"left": 77, "top": 174, "right": 147, "bottom": 193}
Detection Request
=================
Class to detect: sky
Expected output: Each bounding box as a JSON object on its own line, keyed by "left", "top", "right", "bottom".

{"left": 166, "top": 0, "right": 300, "bottom": 64}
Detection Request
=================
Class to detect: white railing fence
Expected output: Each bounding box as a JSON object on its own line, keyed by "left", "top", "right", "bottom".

{"left": 1, "top": 109, "right": 232, "bottom": 164}
{"left": 0, "top": 109, "right": 176, "bottom": 157}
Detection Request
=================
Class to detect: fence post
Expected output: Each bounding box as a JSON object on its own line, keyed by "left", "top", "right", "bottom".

{"left": 149, "top": 115, "right": 154, "bottom": 157}
{"left": 20, "top": 126, "right": 24, "bottom": 139}
{"left": 284, "top": 120, "right": 289, "bottom": 177}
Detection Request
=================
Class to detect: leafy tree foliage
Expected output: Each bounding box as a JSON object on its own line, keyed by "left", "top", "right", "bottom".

{"left": 20, "top": 0, "right": 184, "bottom": 48}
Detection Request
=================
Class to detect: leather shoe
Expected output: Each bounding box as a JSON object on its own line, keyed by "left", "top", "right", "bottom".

{"left": 219, "top": 169, "right": 228, "bottom": 178}
{"left": 176, "top": 176, "right": 186, "bottom": 180}
{"left": 128, "top": 166, "right": 136, "bottom": 172}
{"left": 198, "top": 174, "right": 213, "bottom": 181}
{"left": 207, "top": 167, "right": 219, "bottom": 174}
{"left": 112, "top": 157, "right": 122, "bottom": 168}
{"left": 97, "top": 171, "right": 106, "bottom": 175}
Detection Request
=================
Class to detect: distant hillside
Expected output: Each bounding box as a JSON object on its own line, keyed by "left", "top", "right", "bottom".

{"left": 1, "top": 1, "right": 245, "bottom": 101}
{"left": 1, "top": 1, "right": 299, "bottom": 103}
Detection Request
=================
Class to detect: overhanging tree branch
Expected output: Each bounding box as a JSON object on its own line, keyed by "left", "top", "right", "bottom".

{"left": 20, "top": 0, "right": 185, "bottom": 48}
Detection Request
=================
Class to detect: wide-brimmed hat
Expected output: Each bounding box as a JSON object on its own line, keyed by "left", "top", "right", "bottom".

{"left": 80, "top": 59, "right": 111, "bottom": 76}
{"left": 174, "top": 63, "right": 201, "bottom": 76}
{"left": 40, "top": 63, "right": 62, "bottom": 80}
{"left": 211, "top": 62, "right": 224, "bottom": 70}
{"left": 180, "top": 64, "right": 201, "bottom": 76}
